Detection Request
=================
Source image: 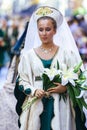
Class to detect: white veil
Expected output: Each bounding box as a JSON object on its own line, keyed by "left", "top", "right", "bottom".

{"left": 23, "top": 6, "right": 81, "bottom": 61}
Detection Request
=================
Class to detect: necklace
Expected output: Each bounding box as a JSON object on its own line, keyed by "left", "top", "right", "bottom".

{"left": 40, "top": 46, "right": 54, "bottom": 54}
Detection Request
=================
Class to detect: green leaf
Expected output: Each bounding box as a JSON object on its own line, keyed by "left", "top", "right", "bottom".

{"left": 42, "top": 74, "right": 50, "bottom": 85}
{"left": 22, "top": 97, "right": 37, "bottom": 111}
{"left": 42, "top": 73, "right": 54, "bottom": 91}
{"left": 72, "top": 86, "right": 87, "bottom": 120}
{"left": 53, "top": 74, "right": 61, "bottom": 83}
{"left": 42, "top": 73, "right": 61, "bottom": 91}
{"left": 75, "top": 79, "right": 85, "bottom": 85}
{"left": 57, "top": 60, "right": 59, "bottom": 70}
{"left": 59, "top": 92, "right": 67, "bottom": 102}
{"left": 73, "top": 61, "right": 82, "bottom": 73}
{"left": 68, "top": 85, "right": 84, "bottom": 120}
{"left": 75, "top": 79, "right": 87, "bottom": 90}
{"left": 67, "top": 85, "right": 77, "bottom": 107}
{"left": 79, "top": 73, "right": 86, "bottom": 80}
{"left": 80, "top": 85, "right": 87, "bottom": 90}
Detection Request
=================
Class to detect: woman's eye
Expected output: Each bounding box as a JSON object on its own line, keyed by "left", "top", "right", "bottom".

{"left": 39, "top": 28, "right": 43, "bottom": 31}
{"left": 38, "top": 27, "right": 51, "bottom": 32}
{"left": 46, "top": 28, "right": 51, "bottom": 31}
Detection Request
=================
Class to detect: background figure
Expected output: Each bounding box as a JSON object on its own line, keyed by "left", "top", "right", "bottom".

{"left": 0, "top": 21, "right": 28, "bottom": 130}
{"left": 67, "top": 16, "right": 87, "bottom": 69}
{"left": 0, "top": 56, "right": 19, "bottom": 130}
{"left": 11, "top": 21, "right": 29, "bottom": 59}
{"left": 0, "top": 29, "right": 10, "bottom": 70}
{"left": 14, "top": 6, "right": 87, "bottom": 130}
{"left": 0, "top": 29, "right": 5, "bottom": 70}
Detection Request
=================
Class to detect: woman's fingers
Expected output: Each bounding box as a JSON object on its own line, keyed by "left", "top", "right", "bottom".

{"left": 53, "top": 82, "right": 60, "bottom": 85}
{"left": 47, "top": 87, "right": 55, "bottom": 91}
{"left": 47, "top": 84, "right": 67, "bottom": 93}
{"left": 35, "top": 89, "right": 45, "bottom": 98}
{"left": 47, "top": 87, "right": 58, "bottom": 93}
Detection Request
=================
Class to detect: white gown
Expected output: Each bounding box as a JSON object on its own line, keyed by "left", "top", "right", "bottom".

{"left": 18, "top": 47, "right": 81, "bottom": 130}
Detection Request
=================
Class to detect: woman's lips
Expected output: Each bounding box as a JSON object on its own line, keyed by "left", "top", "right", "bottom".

{"left": 42, "top": 37, "right": 47, "bottom": 40}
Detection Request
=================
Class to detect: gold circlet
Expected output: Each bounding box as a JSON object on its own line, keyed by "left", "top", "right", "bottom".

{"left": 36, "top": 7, "right": 53, "bottom": 16}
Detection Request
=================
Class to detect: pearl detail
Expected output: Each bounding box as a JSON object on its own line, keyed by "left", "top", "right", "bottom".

{"left": 40, "top": 46, "right": 54, "bottom": 54}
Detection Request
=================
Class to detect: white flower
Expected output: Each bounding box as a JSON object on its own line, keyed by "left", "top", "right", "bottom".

{"left": 61, "top": 68, "right": 78, "bottom": 86}
{"left": 43, "top": 68, "right": 61, "bottom": 81}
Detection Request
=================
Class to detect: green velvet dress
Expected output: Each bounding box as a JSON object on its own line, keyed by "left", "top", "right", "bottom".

{"left": 40, "top": 58, "right": 87, "bottom": 130}
{"left": 40, "top": 58, "right": 54, "bottom": 130}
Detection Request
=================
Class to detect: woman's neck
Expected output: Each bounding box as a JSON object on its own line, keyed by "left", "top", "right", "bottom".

{"left": 41, "top": 42, "right": 55, "bottom": 49}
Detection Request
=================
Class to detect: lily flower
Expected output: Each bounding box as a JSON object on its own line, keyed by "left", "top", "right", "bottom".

{"left": 61, "top": 68, "right": 78, "bottom": 86}
{"left": 44, "top": 68, "right": 61, "bottom": 81}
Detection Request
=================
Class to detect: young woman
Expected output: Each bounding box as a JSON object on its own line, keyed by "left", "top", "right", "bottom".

{"left": 14, "top": 6, "right": 87, "bottom": 130}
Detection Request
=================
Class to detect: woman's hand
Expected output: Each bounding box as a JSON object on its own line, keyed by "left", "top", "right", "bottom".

{"left": 34, "top": 89, "right": 45, "bottom": 98}
{"left": 47, "top": 82, "right": 67, "bottom": 94}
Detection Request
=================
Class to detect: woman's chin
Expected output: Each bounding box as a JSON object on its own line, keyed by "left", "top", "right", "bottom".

{"left": 42, "top": 40, "right": 49, "bottom": 44}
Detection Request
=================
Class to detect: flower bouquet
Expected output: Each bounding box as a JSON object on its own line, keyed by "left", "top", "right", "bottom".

{"left": 22, "top": 61, "right": 87, "bottom": 119}
{"left": 42, "top": 61, "right": 87, "bottom": 119}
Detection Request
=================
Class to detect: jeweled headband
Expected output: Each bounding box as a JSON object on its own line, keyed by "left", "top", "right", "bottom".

{"left": 33, "top": 6, "right": 63, "bottom": 28}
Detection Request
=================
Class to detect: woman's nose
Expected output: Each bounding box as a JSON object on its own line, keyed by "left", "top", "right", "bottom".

{"left": 43, "top": 30, "right": 46, "bottom": 35}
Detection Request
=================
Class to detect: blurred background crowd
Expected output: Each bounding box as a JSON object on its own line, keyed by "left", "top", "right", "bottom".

{"left": 0, "top": 0, "right": 87, "bottom": 86}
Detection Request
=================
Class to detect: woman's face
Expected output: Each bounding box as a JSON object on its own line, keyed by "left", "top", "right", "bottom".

{"left": 37, "top": 19, "right": 56, "bottom": 44}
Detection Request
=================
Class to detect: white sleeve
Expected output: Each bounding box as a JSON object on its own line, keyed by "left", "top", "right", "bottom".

{"left": 18, "top": 53, "right": 36, "bottom": 96}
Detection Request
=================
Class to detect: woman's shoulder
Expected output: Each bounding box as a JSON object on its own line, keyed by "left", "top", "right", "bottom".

{"left": 58, "top": 47, "right": 77, "bottom": 60}
{"left": 19, "top": 49, "right": 35, "bottom": 62}
{"left": 60, "top": 47, "right": 74, "bottom": 55}
{"left": 21, "top": 49, "right": 34, "bottom": 57}
{"left": 58, "top": 46, "right": 68, "bottom": 54}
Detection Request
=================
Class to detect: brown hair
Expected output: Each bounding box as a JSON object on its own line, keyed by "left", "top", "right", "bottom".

{"left": 37, "top": 16, "right": 57, "bottom": 30}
